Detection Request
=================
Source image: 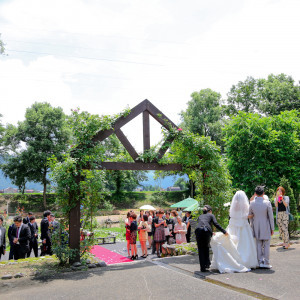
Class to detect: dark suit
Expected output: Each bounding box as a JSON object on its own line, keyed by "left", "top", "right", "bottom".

{"left": 151, "top": 217, "right": 157, "bottom": 254}
{"left": 12, "top": 224, "right": 31, "bottom": 260}
{"left": 0, "top": 226, "right": 6, "bottom": 260}
{"left": 182, "top": 215, "right": 191, "bottom": 243}
{"left": 27, "top": 222, "right": 39, "bottom": 257}
{"left": 165, "top": 218, "right": 175, "bottom": 244}
{"left": 40, "top": 218, "right": 52, "bottom": 255}
{"left": 23, "top": 216, "right": 30, "bottom": 224}
{"left": 8, "top": 224, "right": 15, "bottom": 260}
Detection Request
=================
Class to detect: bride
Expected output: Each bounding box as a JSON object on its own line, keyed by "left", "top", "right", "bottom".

{"left": 210, "top": 190, "right": 257, "bottom": 273}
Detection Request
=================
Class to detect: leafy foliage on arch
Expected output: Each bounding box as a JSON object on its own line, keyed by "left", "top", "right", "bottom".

{"left": 160, "top": 127, "right": 232, "bottom": 223}
{"left": 49, "top": 105, "right": 232, "bottom": 262}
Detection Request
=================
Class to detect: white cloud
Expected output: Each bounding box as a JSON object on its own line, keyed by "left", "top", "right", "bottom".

{"left": 1, "top": 0, "right": 300, "bottom": 152}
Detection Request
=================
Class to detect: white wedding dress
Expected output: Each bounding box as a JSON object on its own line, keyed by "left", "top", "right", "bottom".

{"left": 210, "top": 191, "right": 257, "bottom": 273}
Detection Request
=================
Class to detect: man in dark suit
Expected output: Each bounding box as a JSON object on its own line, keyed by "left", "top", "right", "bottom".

{"left": 41, "top": 210, "right": 52, "bottom": 255}
{"left": 12, "top": 215, "right": 31, "bottom": 260}
{"left": 8, "top": 223, "right": 15, "bottom": 260}
{"left": 23, "top": 212, "right": 33, "bottom": 224}
{"left": 182, "top": 211, "right": 192, "bottom": 243}
{"left": 0, "top": 215, "right": 6, "bottom": 260}
{"left": 27, "top": 215, "right": 39, "bottom": 257}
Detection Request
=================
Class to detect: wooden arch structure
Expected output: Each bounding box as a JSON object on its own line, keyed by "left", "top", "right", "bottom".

{"left": 69, "top": 99, "right": 183, "bottom": 259}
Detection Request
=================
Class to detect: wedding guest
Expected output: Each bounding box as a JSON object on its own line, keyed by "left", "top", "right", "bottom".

{"left": 49, "top": 214, "right": 60, "bottom": 237}
{"left": 12, "top": 215, "right": 31, "bottom": 260}
{"left": 138, "top": 214, "right": 149, "bottom": 258}
{"left": 23, "top": 212, "right": 33, "bottom": 224}
{"left": 174, "top": 216, "right": 187, "bottom": 244}
{"left": 125, "top": 212, "right": 132, "bottom": 257}
{"left": 137, "top": 210, "right": 144, "bottom": 223}
{"left": 27, "top": 216, "right": 39, "bottom": 258}
{"left": 0, "top": 216, "right": 6, "bottom": 260}
{"left": 177, "top": 208, "right": 183, "bottom": 217}
{"left": 129, "top": 213, "right": 138, "bottom": 260}
{"left": 151, "top": 211, "right": 157, "bottom": 254}
{"left": 195, "top": 205, "right": 228, "bottom": 272}
{"left": 41, "top": 210, "right": 52, "bottom": 255}
{"left": 171, "top": 210, "right": 178, "bottom": 223}
{"left": 145, "top": 211, "right": 153, "bottom": 249}
{"left": 275, "top": 186, "right": 290, "bottom": 249}
{"left": 182, "top": 211, "right": 192, "bottom": 243}
{"left": 165, "top": 211, "right": 175, "bottom": 244}
{"left": 8, "top": 223, "right": 15, "bottom": 260}
{"left": 153, "top": 209, "right": 166, "bottom": 257}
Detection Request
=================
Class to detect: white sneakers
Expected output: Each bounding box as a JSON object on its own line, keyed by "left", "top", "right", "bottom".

{"left": 259, "top": 263, "right": 272, "bottom": 269}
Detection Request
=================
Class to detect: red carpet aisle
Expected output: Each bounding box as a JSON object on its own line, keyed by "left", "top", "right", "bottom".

{"left": 91, "top": 245, "right": 133, "bottom": 265}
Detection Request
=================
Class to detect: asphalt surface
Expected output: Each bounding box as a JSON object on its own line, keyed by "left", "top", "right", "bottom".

{"left": 1, "top": 261, "right": 253, "bottom": 300}
{"left": 1, "top": 242, "right": 299, "bottom": 299}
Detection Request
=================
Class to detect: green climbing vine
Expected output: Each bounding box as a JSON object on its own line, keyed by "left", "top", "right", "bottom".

{"left": 49, "top": 106, "right": 232, "bottom": 263}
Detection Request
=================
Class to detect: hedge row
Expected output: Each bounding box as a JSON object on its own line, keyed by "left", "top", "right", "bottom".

{"left": 1, "top": 190, "right": 190, "bottom": 213}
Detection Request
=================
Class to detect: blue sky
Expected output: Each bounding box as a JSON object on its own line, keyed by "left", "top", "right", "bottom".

{"left": 1, "top": 0, "right": 300, "bottom": 152}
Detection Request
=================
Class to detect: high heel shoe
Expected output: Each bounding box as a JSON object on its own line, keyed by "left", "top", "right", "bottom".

{"left": 135, "top": 255, "right": 138, "bottom": 260}
{"left": 130, "top": 256, "right": 135, "bottom": 260}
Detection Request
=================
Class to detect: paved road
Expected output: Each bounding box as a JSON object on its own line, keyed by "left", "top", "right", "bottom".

{"left": 1, "top": 241, "right": 299, "bottom": 299}
{"left": 1, "top": 261, "right": 253, "bottom": 300}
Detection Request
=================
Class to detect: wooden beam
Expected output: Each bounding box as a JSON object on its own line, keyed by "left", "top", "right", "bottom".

{"left": 68, "top": 175, "right": 81, "bottom": 263}
{"left": 146, "top": 101, "right": 177, "bottom": 130}
{"left": 92, "top": 100, "right": 148, "bottom": 143}
{"left": 115, "top": 129, "right": 139, "bottom": 161}
{"left": 94, "top": 162, "right": 182, "bottom": 171}
{"left": 143, "top": 111, "right": 150, "bottom": 151}
{"left": 157, "top": 134, "right": 175, "bottom": 159}
{"left": 91, "top": 99, "right": 178, "bottom": 143}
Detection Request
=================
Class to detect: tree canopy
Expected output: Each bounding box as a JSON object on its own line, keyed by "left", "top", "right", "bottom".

{"left": 224, "top": 110, "right": 300, "bottom": 198}
{"left": 2, "top": 102, "right": 70, "bottom": 205}
{"left": 0, "top": 34, "right": 5, "bottom": 55}
{"left": 180, "top": 88, "right": 224, "bottom": 147}
{"left": 226, "top": 74, "right": 300, "bottom": 116}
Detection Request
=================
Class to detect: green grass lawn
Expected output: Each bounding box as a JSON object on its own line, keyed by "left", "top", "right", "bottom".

{"left": 93, "top": 225, "right": 127, "bottom": 242}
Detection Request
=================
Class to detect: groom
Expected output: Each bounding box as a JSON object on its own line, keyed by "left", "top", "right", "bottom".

{"left": 249, "top": 186, "right": 274, "bottom": 269}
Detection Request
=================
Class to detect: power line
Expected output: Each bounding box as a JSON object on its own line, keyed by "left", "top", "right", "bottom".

{"left": 3, "top": 26, "right": 188, "bottom": 45}
{"left": 5, "top": 39, "right": 185, "bottom": 60}
{"left": 7, "top": 49, "right": 164, "bottom": 66}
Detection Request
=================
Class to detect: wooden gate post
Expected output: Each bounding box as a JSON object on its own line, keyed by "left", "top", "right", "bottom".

{"left": 69, "top": 175, "right": 81, "bottom": 263}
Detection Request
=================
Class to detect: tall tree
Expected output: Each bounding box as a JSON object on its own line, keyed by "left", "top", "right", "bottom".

{"left": 225, "top": 74, "right": 300, "bottom": 116}
{"left": 1, "top": 152, "right": 31, "bottom": 193}
{"left": 0, "top": 114, "right": 5, "bottom": 156}
{"left": 2, "top": 102, "right": 70, "bottom": 207}
{"left": 226, "top": 76, "right": 260, "bottom": 115}
{"left": 258, "top": 74, "right": 300, "bottom": 115}
{"left": 224, "top": 110, "right": 300, "bottom": 197}
{"left": 180, "top": 89, "right": 224, "bottom": 146}
{"left": 0, "top": 33, "right": 5, "bottom": 55}
{"left": 173, "top": 177, "right": 188, "bottom": 190}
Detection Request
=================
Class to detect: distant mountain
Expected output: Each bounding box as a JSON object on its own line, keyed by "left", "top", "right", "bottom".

{"left": 0, "top": 168, "right": 186, "bottom": 192}
{"left": 0, "top": 168, "right": 43, "bottom": 191}
{"left": 140, "top": 171, "right": 188, "bottom": 189}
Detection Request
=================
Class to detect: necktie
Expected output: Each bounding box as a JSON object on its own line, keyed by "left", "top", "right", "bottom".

{"left": 17, "top": 227, "right": 19, "bottom": 238}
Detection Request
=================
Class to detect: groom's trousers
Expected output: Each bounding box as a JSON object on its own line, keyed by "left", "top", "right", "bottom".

{"left": 195, "top": 228, "right": 211, "bottom": 270}
{"left": 256, "top": 239, "right": 270, "bottom": 264}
